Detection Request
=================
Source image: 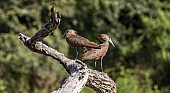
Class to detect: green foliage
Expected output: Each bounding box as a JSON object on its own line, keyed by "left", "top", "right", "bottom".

{"left": 116, "top": 66, "right": 161, "bottom": 93}
{"left": 80, "top": 86, "right": 95, "bottom": 93}
{"left": 0, "top": 0, "right": 170, "bottom": 93}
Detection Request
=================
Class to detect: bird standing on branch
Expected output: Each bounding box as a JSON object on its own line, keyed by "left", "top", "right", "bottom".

{"left": 81, "top": 34, "right": 115, "bottom": 72}
{"left": 62, "top": 29, "right": 101, "bottom": 60}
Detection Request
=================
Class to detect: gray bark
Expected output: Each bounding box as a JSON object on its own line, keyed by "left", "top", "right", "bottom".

{"left": 18, "top": 6, "right": 117, "bottom": 93}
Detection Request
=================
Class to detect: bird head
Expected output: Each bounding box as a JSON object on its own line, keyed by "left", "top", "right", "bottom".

{"left": 62, "top": 29, "right": 77, "bottom": 38}
{"left": 98, "top": 34, "right": 115, "bottom": 47}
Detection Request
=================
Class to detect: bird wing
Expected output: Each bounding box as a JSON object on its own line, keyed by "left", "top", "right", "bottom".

{"left": 75, "top": 35, "right": 101, "bottom": 48}
{"left": 81, "top": 49, "right": 101, "bottom": 60}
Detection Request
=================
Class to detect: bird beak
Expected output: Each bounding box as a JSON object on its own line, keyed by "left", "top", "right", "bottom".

{"left": 108, "top": 38, "right": 115, "bottom": 47}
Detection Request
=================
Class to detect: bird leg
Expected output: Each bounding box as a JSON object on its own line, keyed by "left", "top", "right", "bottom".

{"left": 94, "top": 61, "right": 97, "bottom": 67}
{"left": 100, "top": 56, "right": 104, "bottom": 72}
{"left": 75, "top": 49, "right": 79, "bottom": 60}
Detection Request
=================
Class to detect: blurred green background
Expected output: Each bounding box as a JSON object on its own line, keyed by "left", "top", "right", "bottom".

{"left": 0, "top": 0, "right": 170, "bottom": 93}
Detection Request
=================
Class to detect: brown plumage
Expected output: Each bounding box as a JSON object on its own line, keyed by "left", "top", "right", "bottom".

{"left": 62, "top": 29, "right": 101, "bottom": 59}
{"left": 81, "top": 34, "right": 115, "bottom": 72}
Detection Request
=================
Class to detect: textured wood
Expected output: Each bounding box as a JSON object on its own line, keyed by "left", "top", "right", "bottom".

{"left": 18, "top": 6, "right": 117, "bottom": 93}
{"left": 29, "top": 6, "right": 61, "bottom": 44}
{"left": 52, "top": 68, "right": 88, "bottom": 93}
{"left": 87, "top": 69, "right": 117, "bottom": 93}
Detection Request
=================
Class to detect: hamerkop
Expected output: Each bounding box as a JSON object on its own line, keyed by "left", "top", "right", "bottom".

{"left": 81, "top": 34, "right": 115, "bottom": 72}
{"left": 62, "top": 29, "right": 101, "bottom": 59}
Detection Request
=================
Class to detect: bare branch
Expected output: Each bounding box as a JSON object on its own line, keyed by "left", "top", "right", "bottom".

{"left": 29, "top": 6, "right": 61, "bottom": 44}
{"left": 52, "top": 68, "right": 89, "bottom": 93}
{"left": 87, "top": 69, "right": 117, "bottom": 93}
{"left": 18, "top": 6, "right": 117, "bottom": 93}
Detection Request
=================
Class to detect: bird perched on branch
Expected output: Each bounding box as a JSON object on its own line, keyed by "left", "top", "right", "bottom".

{"left": 62, "top": 29, "right": 101, "bottom": 59}
{"left": 81, "top": 34, "right": 115, "bottom": 72}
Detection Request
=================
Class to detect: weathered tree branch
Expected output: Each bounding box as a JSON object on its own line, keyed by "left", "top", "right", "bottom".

{"left": 29, "top": 6, "right": 61, "bottom": 44}
{"left": 18, "top": 6, "right": 117, "bottom": 93}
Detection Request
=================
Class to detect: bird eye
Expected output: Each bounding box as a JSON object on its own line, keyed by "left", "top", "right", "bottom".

{"left": 74, "top": 31, "right": 77, "bottom": 34}
{"left": 108, "top": 36, "right": 111, "bottom": 39}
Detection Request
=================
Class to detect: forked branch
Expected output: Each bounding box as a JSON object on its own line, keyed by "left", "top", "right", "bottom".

{"left": 18, "top": 6, "right": 116, "bottom": 93}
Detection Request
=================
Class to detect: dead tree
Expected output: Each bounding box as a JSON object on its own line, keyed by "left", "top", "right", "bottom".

{"left": 18, "top": 6, "right": 117, "bottom": 93}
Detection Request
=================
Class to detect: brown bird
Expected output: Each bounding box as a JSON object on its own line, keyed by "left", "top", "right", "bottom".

{"left": 62, "top": 29, "right": 101, "bottom": 59}
{"left": 81, "top": 34, "right": 115, "bottom": 72}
